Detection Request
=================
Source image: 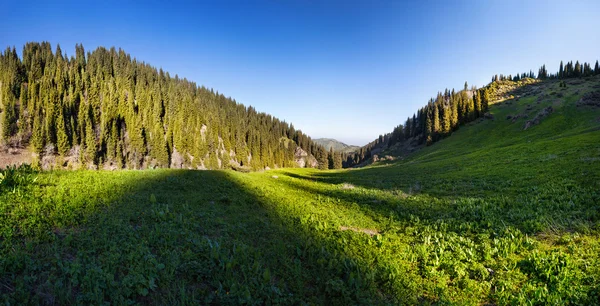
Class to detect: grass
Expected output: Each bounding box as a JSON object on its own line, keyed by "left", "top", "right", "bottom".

{"left": 1, "top": 77, "right": 600, "bottom": 305}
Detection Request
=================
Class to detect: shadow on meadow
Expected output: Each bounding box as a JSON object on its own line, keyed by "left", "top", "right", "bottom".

{"left": 277, "top": 168, "right": 600, "bottom": 236}
{"left": 0, "top": 169, "right": 420, "bottom": 305}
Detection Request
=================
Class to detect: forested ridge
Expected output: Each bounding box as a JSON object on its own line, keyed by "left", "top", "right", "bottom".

{"left": 345, "top": 59, "right": 600, "bottom": 167}
{"left": 0, "top": 42, "right": 327, "bottom": 170}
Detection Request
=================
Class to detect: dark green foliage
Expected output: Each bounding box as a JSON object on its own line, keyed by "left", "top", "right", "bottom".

{"left": 317, "top": 146, "right": 328, "bottom": 170}
{"left": 0, "top": 163, "right": 36, "bottom": 192}
{"left": 327, "top": 147, "right": 334, "bottom": 169}
{"left": 0, "top": 42, "right": 324, "bottom": 169}
{"left": 333, "top": 151, "right": 342, "bottom": 169}
{"left": 56, "top": 105, "right": 69, "bottom": 156}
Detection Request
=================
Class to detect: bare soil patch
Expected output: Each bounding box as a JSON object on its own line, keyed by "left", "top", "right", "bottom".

{"left": 0, "top": 146, "right": 32, "bottom": 169}
{"left": 339, "top": 226, "right": 379, "bottom": 236}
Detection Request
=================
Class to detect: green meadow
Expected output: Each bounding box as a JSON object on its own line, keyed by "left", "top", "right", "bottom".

{"left": 1, "top": 78, "right": 600, "bottom": 304}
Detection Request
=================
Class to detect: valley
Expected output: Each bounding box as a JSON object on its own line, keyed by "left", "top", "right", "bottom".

{"left": 1, "top": 75, "right": 599, "bottom": 304}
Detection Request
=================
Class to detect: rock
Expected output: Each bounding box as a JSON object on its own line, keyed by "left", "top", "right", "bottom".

{"left": 577, "top": 91, "right": 600, "bottom": 107}
{"left": 484, "top": 112, "right": 494, "bottom": 120}
{"left": 506, "top": 115, "right": 513, "bottom": 120}
{"left": 271, "top": 175, "right": 278, "bottom": 179}
{"left": 524, "top": 106, "right": 553, "bottom": 130}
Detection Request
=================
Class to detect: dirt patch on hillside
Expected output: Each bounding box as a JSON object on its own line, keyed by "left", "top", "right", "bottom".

{"left": 577, "top": 91, "right": 600, "bottom": 107}
{"left": 340, "top": 226, "right": 379, "bottom": 236}
{"left": 0, "top": 146, "right": 32, "bottom": 168}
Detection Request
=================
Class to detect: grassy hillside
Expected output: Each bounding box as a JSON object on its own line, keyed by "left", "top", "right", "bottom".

{"left": 313, "top": 138, "right": 359, "bottom": 153}
{"left": 1, "top": 77, "right": 599, "bottom": 304}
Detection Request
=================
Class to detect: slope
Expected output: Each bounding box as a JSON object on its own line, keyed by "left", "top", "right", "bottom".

{"left": 0, "top": 43, "right": 324, "bottom": 170}
{"left": 313, "top": 138, "right": 359, "bottom": 153}
{"left": 1, "top": 75, "right": 599, "bottom": 304}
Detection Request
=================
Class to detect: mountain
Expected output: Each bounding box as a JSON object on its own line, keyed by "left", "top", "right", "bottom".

{"left": 313, "top": 138, "right": 359, "bottom": 153}
{"left": 2, "top": 71, "right": 599, "bottom": 304}
{"left": 345, "top": 60, "right": 600, "bottom": 167}
{"left": 0, "top": 42, "right": 326, "bottom": 170}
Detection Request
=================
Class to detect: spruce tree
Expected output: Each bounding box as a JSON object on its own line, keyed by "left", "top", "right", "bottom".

{"left": 31, "top": 110, "right": 45, "bottom": 154}
{"left": 328, "top": 147, "right": 334, "bottom": 169}
{"left": 432, "top": 105, "right": 440, "bottom": 141}
{"left": 333, "top": 152, "right": 343, "bottom": 169}
{"left": 317, "top": 146, "right": 328, "bottom": 170}
{"left": 425, "top": 110, "right": 433, "bottom": 145}
{"left": 442, "top": 104, "right": 451, "bottom": 135}
{"left": 56, "top": 107, "right": 70, "bottom": 156}
{"left": 85, "top": 118, "right": 97, "bottom": 164}
{"left": 1, "top": 93, "right": 17, "bottom": 141}
{"left": 473, "top": 91, "right": 482, "bottom": 117}
{"left": 450, "top": 96, "right": 458, "bottom": 130}
{"left": 559, "top": 61, "right": 564, "bottom": 78}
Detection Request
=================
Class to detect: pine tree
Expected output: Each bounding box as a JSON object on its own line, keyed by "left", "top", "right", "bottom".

{"left": 442, "top": 103, "right": 451, "bottom": 135}
{"left": 473, "top": 91, "right": 482, "bottom": 117}
{"left": 83, "top": 122, "right": 96, "bottom": 165}
{"left": 56, "top": 106, "right": 70, "bottom": 156}
{"left": 106, "top": 121, "right": 118, "bottom": 162}
{"left": 595, "top": 60, "right": 599, "bottom": 75}
{"left": 333, "top": 152, "right": 342, "bottom": 169}
{"left": 481, "top": 88, "right": 490, "bottom": 113}
{"left": 559, "top": 61, "right": 564, "bottom": 78}
{"left": 31, "top": 110, "right": 45, "bottom": 154}
{"left": 575, "top": 61, "right": 581, "bottom": 77}
{"left": 328, "top": 147, "right": 334, "bottom": 169}
{"left": 317, "top": 146, "right": 328, "bottom": 170}
{"left": 1, "top": 93, "right": 17, "bottom": 141}
{"left": 432, "top": 104, "right": 440, "bottom": 141}
{"left": 450, "top": 96, "right": 458, "bottom": 130}
{"left": 425, "top": 109, "right": 433, "bottom": 145}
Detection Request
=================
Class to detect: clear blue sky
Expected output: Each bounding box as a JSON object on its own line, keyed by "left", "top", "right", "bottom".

{"left": 1, "top": 0, "right": 599, "bottom": 145}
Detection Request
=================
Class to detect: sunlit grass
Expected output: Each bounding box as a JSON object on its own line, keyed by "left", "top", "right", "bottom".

{"left": 1, "top": 77, "right": 599, "bottom": 304}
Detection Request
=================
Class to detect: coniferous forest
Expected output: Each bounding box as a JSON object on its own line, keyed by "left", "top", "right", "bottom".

{"left": 1, "top": 43, "right": 598, "bottom": 171}
{"left": 0, "top": 42, "right": 325, "bottom": 170}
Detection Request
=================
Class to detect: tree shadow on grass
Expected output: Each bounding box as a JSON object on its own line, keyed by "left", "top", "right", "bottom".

{"left": 275, "top": 170, "right": 600, "bottom": 236}
{"left": 0, "top": 169, "right": 422, "bottom": 305}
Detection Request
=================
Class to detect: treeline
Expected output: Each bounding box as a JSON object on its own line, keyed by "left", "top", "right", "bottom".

{"left": 345, "top": 59, "right": 600, "bottom": 167}
{"left": 492, "top": 60, "right": 600, "bottom": 82}
{"left": 344, "top": 82, "right": 490, "bottom": 167}
{"left": 0, "top": 42, "right": 325, "bottom": 170}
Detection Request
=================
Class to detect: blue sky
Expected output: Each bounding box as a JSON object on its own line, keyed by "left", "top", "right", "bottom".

{"left": 1, "top": 0, "right": 599, "bottom": 145}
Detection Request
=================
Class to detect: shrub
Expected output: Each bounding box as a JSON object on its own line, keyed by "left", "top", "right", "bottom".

{"left": 0, "top": 164, "right": 37, "bottom": 192}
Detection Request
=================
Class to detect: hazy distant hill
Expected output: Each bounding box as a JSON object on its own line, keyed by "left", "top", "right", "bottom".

{"left": 313, "top": 138, "right": 359, "bottom": 153}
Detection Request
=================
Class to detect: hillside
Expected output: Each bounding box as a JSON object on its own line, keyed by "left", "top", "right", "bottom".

{"left": 1, "top": 75, "right": 599, "bottom": 304}
{"left": 347, "top": 60, "right": 600, "bottom": 167}
{"left": 313, "top": 137, "right": 359, "bottom": 153}
{"left": 0, "top": 43, "right": 325, "bottom": 170}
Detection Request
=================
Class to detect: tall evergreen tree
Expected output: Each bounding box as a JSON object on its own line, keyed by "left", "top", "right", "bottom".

{"left": 56, "top": 106, "right": 70, "bottom": 156}
{"left": 328, "top": 147, "right": 334, "bottom": 169}
{"left": 559, "top": 61, "right": 564, "bottom": 78}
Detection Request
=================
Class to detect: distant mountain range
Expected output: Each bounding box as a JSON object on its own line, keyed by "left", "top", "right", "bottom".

{"left": 313, "top": 138, "right": 359, "bottom": 153}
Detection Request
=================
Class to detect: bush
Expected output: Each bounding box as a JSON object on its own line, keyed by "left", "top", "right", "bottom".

{"left": 0, "top": 164, "right": 37, "bottom": 192}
